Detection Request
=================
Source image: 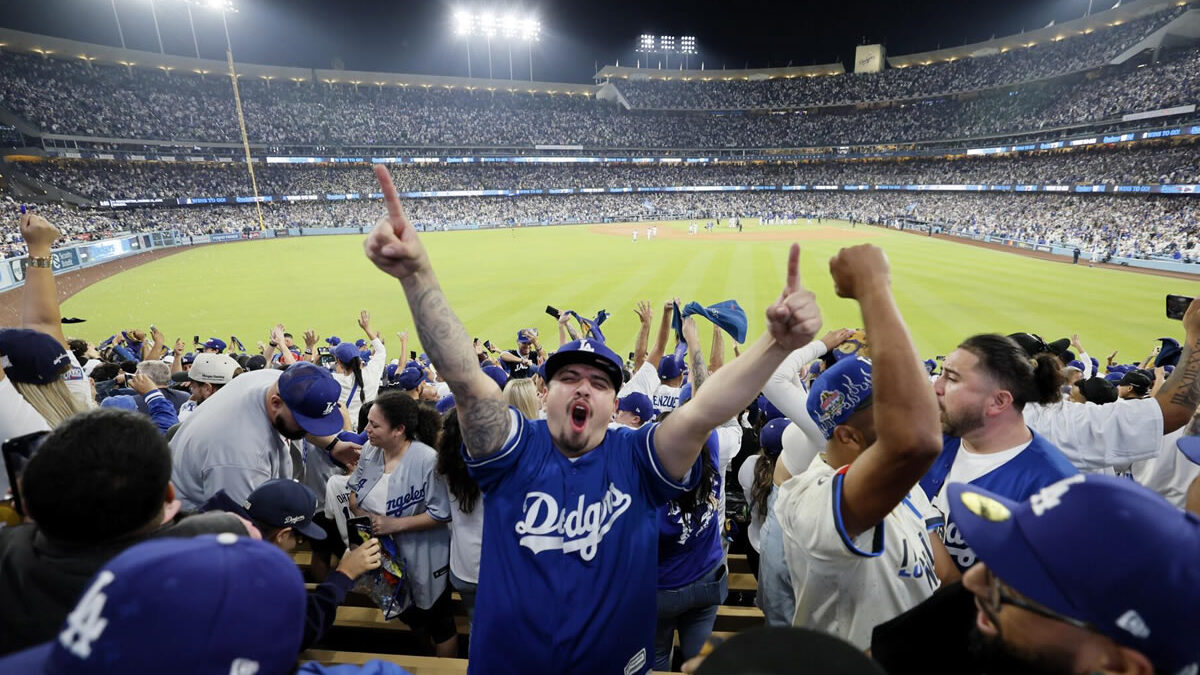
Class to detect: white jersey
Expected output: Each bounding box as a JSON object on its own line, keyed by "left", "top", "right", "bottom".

{"left": 738, "top": 455, "right": 765, "bottom": 552}
{"left": 333, "top": 337, "right": 387, "bottom": 421}
{"left": 776, "top": 454, "right": 943, "bottom": 649}
{"left": 448, "top": 491, "right": 485, "bottom": 585}
{"left": 1023, "top": 397, "right": 1163, "bottom": 473}
{"left": 0, "top": 378, "right": 51, "bottom": 497}
{"left": 63, "top": 351, "right": 95, "bottom": 410}
{"left": 1126, "top": 428, "right": 1200, "bottom": 509}
{"left": 618, "top": 361, "right": 682, "bottom": 414}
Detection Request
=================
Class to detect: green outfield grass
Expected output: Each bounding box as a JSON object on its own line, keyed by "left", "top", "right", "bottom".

{"left": 61, "top": 219, "right": 1196, "bottom": 363}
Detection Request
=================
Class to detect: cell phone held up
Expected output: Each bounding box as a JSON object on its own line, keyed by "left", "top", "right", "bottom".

{"left": 346, "top": 516, "right": 373, "bottom": 550}
{"left": 545, "top": 305, "right": 561, "bottom": 319}
{"left": 1166, "top": 294, "right": 1192, "bottom": 320}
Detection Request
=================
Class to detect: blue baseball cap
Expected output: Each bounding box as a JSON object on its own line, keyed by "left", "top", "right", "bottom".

{"left": 181, "top": 351, "right": 196, "bottom": 365}
{"left": 0, "top": 534, "right": 305, "bottom": 675}
{"left": 657, "top": 355, "right": 683, "bottom": 381}
{"left": 759, "top": 418, "right": 790, "bottom": 458}
{"left": 394, "top": 366, "right": 425, "bottom": 391}
{"left": 949, "top": 475, "right": 1200, "bottom": 673}
{"left": 332, "top": 342, "right": 360, "bottom": 365}
{"left": 436, "top": 394, "right": 456, "bottom": 415}
{"left": 618, "top": 392, "right": 656, "bottom": 423}
{"left": 277, "top": 362, "right": 343, "bottom": 436}
{"left": 0, "top": 329, "right": 72, "bottom": 385}
{"left": 203, "top": 337, "right": 227, "bottom": 352}
{"left": 757, "top": 394, "right": 784, "bottom": 423}
{"left": 325, "top": 336, "right": 341, "bottom": 346}
{"left": 1066, "top": 360, "right": 1084, "bottom": 371}
{"left": 100, "top": 395, "right": 138, "bottom": 411}
{"left": 482, "top": 364, "right": 508, "bottom": 391}
{"left": 545, "top": 339, "right": 624, "bottom": 391}
{"left": 516, "top": 330, "right": 533, "bottom": 345}
{"left": 1176, "top": 436, "right": 1200, "bottom": 466}
{"left": 224, "top": 479, "right": 326, "bottom": 540}
{"left": 1156, "top": 337, "right": 1182, "bottom": 368}
{"left": 383, "top": 363, "right": 400, "bottom": 382}
{"left": 806, "top": 356, "right": 873, "bottom": 439}
{"left": 355, "top": 339, "right": 367, "bottom": 348}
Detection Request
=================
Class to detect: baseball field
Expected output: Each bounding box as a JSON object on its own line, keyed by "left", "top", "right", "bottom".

{"left": 59, "top": 218, "right": 1195, "bottom": 362}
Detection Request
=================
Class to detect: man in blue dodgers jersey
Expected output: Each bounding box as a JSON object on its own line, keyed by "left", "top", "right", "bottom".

{"left": 363, "top": 165, "right": 823, "bottom": 675}
{"left": 922, "top": 334, "right": 1079, "bottom": 573}
{"left": 775, "top": 244, "right": 952, "bottom": 650}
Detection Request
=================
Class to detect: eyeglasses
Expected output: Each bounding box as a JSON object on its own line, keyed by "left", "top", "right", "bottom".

{"left": 982, "top": 567, "right": 1098, "bottom": 634}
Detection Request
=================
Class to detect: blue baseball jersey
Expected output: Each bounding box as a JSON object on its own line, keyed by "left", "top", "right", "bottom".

{"left": 920, "top": 430, "right": 1079, "bottom": 571}
{"left": 465, "top": 408, "right": 698, "bottom": 675}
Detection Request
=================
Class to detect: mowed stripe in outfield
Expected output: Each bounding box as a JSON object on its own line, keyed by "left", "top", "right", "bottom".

{"left": 61, "top": 221, "right": 1195, "bottom": 361}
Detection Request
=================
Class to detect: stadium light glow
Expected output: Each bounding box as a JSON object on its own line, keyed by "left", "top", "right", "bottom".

{"left": 659, "top": 35, "right": 675, "bottom": 52}
{"left": 680, "top": 36, "right": 697, "bottom": 55}
{"left": 637, "top": 34, "right": 655, "bottom": 52}
{"left": 450, "top": 9, "right": 541, "bottom": 80}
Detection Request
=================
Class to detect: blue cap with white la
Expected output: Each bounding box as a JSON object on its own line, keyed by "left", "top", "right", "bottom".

{"left": 544, "top": 339, "right": 624, "bottom": 391}
{"left": 277, "top": 362, "right": 343, "bottom": 436}
{"left": 949, "top": 474, "right": 1200, "bottom": 673}
{"left": 203, "top": 337, "right": 226, "bottom": 353}
{"left": 0, "top": 534, "right": 305, "bottom": 674}
{"left": 806, "top": 356, "right": 873, "bottom": 439}
{"left": 618, "top": 392, "right": 656, "bottom": 423}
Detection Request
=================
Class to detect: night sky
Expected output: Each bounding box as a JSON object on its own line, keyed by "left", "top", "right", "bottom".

{"left": 0, "top": 0, "right": 1118, "bottom": 82}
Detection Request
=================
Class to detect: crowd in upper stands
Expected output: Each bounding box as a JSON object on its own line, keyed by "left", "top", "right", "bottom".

{"left": 1, "top": 40, "right": 1197, "bottom": 148}
{"left": 613, "top": 9, "right": 1181, "bottom": 110}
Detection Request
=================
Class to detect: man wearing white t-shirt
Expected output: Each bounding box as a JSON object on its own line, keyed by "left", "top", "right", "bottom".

{"left": 921, "top": 335, "right": 1079, "bottom": 573}
{"left": 776, "top": 244, "right": 948, "bottom": 650}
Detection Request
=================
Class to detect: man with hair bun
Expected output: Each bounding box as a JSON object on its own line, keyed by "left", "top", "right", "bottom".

{"left": 922, "top": 334, "right": 1079, "bottom": 574}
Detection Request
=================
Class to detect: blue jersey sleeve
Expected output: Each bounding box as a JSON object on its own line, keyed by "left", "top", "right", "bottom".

{"left": 632, "top": 423, "right": 703, "bottom": 506}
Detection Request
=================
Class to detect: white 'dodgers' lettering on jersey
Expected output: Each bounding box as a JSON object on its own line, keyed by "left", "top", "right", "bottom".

{"left": 515, "top": 484, "right": 632, "bottom": 561}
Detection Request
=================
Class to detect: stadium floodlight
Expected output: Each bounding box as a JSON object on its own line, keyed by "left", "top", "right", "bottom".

{"left": 450, "top": 9, "right": 541, "bottom": 80}
{"left": 637, "top": 34, "right": 656, "bottom": 52}
{"left": 680, "top": 36, "right": 697, "bottom": 55}
{"left": 659, "top": 35, "right": 676, "bottom": 52}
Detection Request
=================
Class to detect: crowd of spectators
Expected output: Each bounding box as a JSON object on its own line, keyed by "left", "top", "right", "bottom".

{"left": 1, "top": 41, "right": 1197, "bottom": 148}
{"left": 5, "top": 186, "right": 1194, "bottom": 261}
{"left": 612, "top": 9, "right": 1180, "bottom": 110}
{"left": 11, "top": 142, "right": 1198, "bottom": 202}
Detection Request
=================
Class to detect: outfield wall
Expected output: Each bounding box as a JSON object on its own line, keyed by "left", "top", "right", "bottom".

{"left": 2, "top": 217, "right": 1197, "bottom": 296}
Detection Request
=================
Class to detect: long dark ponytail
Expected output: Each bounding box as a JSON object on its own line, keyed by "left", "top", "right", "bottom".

{"left": 351, "top": 358, "right": 366, "bottom": 404}
{"left": 435, "top": 409, "right": 481, "bottom": 513}
{"left": 751, "top": 451, "right": 777, "bottom": 519}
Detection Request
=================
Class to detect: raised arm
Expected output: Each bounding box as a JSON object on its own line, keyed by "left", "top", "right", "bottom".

{"left": 647, "top": 300, "right": 672, "bottom": 371}
{"left": 18, "top": 214, "right": 67, "bottom": 348}
{"left": 708, "top": 324, "right": 725, "bottom": 374}
{"left": 682, "top": 316, "right": 708, "bottom": 394}
{"left": 1155, "top": 296, "right": 1200, "bottom": 434}
{"left": 656, "top": 245, "right": 821, "bottom": 480}
{"left": 631, "top": 301, "right": 652, "bottom": 371}
{"left": 364, "top": 166, "right": 510, "bottom": 457}
{"left": 832, "top": 246, "right": 943, "bottom": 539}
{"left": 303, "top": 330, "right": 320, "bottom": 363}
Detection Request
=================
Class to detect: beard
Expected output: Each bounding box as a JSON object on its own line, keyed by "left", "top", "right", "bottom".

{"left": 966, "top": 626, "right": 1077, "bottom": 675}
{"left": 270, "top": 412, "right": 308, "bottom": 440}
{"left": 941, "top": 403, "right": 985, "bottom": 437}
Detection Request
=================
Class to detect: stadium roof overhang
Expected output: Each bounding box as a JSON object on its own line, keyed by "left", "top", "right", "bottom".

{"left": 0, "top": 27, "right": 598, "bottom": 96}
{"left": 593, "top": 63, "right": 845, "bottom": 82}
{"left": 886, "top": 0, "right": 1187, "bottom": 68}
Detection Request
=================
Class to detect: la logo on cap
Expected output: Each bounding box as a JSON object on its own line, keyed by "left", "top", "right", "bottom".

{"left": 322, "top": 401, "right": 335, "bottom": 416}
{"left": 579, "top": 340, "right": 595, "bottom": 353}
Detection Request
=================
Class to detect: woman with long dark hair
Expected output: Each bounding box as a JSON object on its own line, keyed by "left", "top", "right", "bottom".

{"left": 434, "top": 408, "right": 484, "bottom": 631}
{"left": 330, "top": 311, "right": 387, "bottom": 420}
{"left": 737, "top": 419, "right": 789, "bottom": 579}
{"left": 343, "top": 391, "right": 457, "bottom": 656}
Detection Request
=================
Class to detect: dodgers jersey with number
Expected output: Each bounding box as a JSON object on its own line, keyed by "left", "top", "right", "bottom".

{"left": 465, "top": 408, "right": 698, "bottom": 675}
{"left": 919, "top": 430, "right": 1078, "bottom": 571}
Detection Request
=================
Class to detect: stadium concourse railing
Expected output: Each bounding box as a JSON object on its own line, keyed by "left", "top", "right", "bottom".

{"left": 3, "top": 206, "right": 1198, "bottom": 297}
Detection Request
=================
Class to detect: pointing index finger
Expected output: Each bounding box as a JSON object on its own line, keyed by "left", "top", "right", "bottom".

{"left": 785, "top": 243, "right": 801, "bottom": 295}
{"left": 374, "top": 165, "right": 403, "bottom": 222}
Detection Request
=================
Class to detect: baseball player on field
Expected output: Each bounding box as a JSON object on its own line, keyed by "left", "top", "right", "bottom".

{"left": 364, "top": 165, "right": 823, "bottom": 675}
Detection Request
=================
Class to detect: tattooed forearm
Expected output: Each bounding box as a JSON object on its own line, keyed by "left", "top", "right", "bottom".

{"left": 404, "top": 281, "right": 479, "bottom": 386}
{"left": 690, "top": 347, "right": 709, "bottom": 395}
{"left": 1167, "top": 337, "right": 1200, "bottom": 409}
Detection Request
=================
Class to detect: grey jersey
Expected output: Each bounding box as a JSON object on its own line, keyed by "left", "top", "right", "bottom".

{"left": 170, "top": 369, "right": 292, "bottom": 510}
{"left": 347, "top": 441, "right": 452, "bottom": 609}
